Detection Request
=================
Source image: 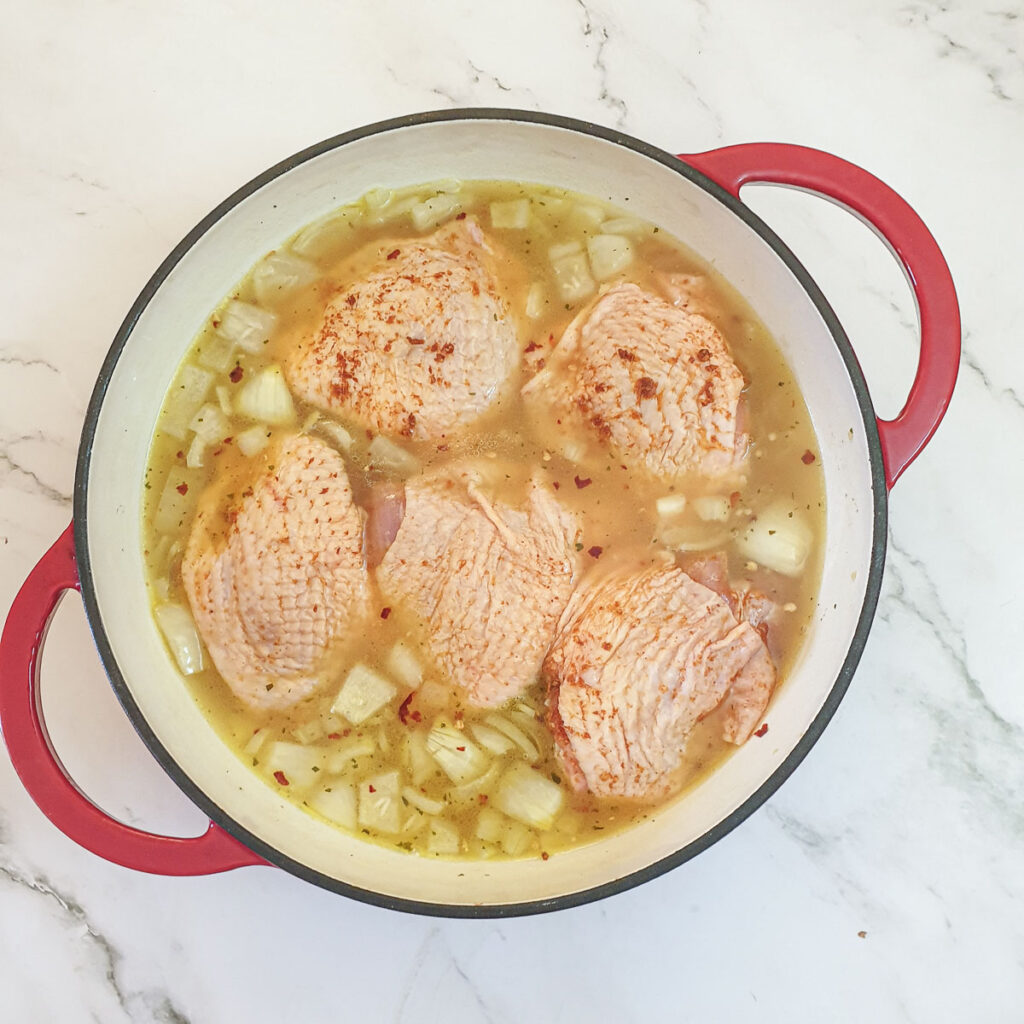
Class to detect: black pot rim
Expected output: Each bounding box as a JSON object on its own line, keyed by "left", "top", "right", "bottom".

{"left": 73, "top": 107, "right": 888, "bottom": 919}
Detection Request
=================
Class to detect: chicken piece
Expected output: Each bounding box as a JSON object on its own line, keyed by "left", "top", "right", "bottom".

{"left": 377, "top": 465, "right": 580, "bottom": 707}
{"left": 286, "top": 218, "right": 519, "bottom": 441}
{"left": 655, "top": 272, "right": 723, "bottom": 321}
{"left": 522, "top": 283, "right": 747, "bottom": 480}
{"left": 182, "top": 433, "right": 370, "bottom": 712}
{"left": 545, "top": 557, "right": 776, "bottom": 800}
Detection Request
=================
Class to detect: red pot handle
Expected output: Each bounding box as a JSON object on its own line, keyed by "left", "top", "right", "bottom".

{"left": 0, "top": 524, "right": 266, "bottom": 875}
{"left": 680, "top": 143, "right": 960, "bottom": 489}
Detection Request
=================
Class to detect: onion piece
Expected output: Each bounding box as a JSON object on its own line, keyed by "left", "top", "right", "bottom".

{"left": 402, "top": 729, "right": 439, "bottom": 786}
{"left": 426, "top": 719, "right": 489, "bottom": 784}
{"left": 401, "top": 786, "right": 444, "bottom": 815}
{"left": 367, "top": 435, "right": 419, "bottom": 475}
{"left": 525, "top": 282, "right": 547, "bottom": 319}
{"left": 234, "top": 365, "right": 296, "bottom": 426}
{"left": 291, "top": 205, "right": 362, "bottom": 262}
{"left": 411, "top": 194, "right": 461, "bottom": 231}
{"left": 161, "top": 365, "right": 214, "bottom": 441}
{"left": 309, "top": 783, "right": 357, "bottom": 830}
{"left": 693, "top": 495, "right": 732, "bottom": 522}
{"left": 470, "top": 723, "right": 515, "bottom": 757}
{"left": 331, "top": 663, "right": 397, "bottom": 725}
{"left": 736, "top": 503, "right": 813, "bottom": 577}
{"left": 495, "top": 765, "right": 564, "bottom": 831}
{"left": 198, "top": 333, "right": 236, "bottom": 373}
{"left": 326, "top": 735, "right": 377, "bottom": 774}
{"left": 551, "top": 248, "right": 595, "bottom": 303}
{"left": 490, "top": 198, "right": 530, "bottom": 229}
{"left": 153, "top": 602, "right": 204, "bottom": 675}
{"left": 153, "top": 468, "right": 200, "bottom": 535}
{"left": 483, "top": 713, "right": 539, "bottom": 762}
{"left": 317, "top": 419, "right": 355, "bottom": 452}
{"left": 386, "top": 640, "right": 423, "bottom": 690}
{"left": 236, "top": 424, "right": 271, "bottom": 458}
{"left": 216, "top": 300, "right": 278, "bottom": 355}
{"left": 358, "top": 771, "right": 403, "bottom": 833}
{"left": 656, "top": 494, "right": 687, "bottom": 519}
{"left": 426, "top": 818, "right": 461, "bottom": 855}
{"left": 264, "top": 741, "right": 326, "bottom": 791}
{"left": 188, "top": 402, "right": 231, "bottom": 444}
{"left": 252, "top": 250, "right": 318, "bottom": 306}
{"left": 587, "top": 234, "right": 633, "bottom": 281}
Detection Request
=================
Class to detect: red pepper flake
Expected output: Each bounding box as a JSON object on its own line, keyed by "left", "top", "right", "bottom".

{"left": 407, "top": 336, "right": 424, "bottom": 345}
{"left": 456, "top": 746, "right": 466, "bottom": 752}
{"left": 368, "top": 784, "right": 376, "bottom": 793}
{"left": 455, "top": 211, "right": 467, "bottom": 220}
{"left": 552, "top": 481, "right": 560, "bottom": 490}
{"left": 477, "top": 793, "right": 488, "bottom": 805}
{"left": 398, "top": 692, "right": 414, "bottom": 725}
{"left": 436, "top": 443, "right": 449, "bottom": 452}
{"left": 386, "top": 249, "right": 401, "bottom": 260}
{"left": 634, "top": 376, "right": 657, "bottom": 400}
{"left": 345, "top": 294, "right": 357, "bottom": 307}
{"left": 801, "top": 449, "right": 816, "bottom": 465}
{"left": 273, "top": 770, "right": 289, "bottom": 786}
{"left": 524, "top": 340, "right": 542, "bottom": 354}
{"left": 327, "top": 732, "right": 342, "bottom": 740}
{"left": 211, "top": 318, "right": 221, "bottom": 328}
{"left": 601, "top": 642, "right": 612, "bottom": 651}
{"left": 574, "top": 475, "right": 592, "bottom": 489}
{"left": 380, "top": 606, "right": 392, "bottom": 620}
{"left": 411, "top": 710, "right": 422, "bottom": 722}
{"left": 616, "top": 348, "right": 637, "bottom": 362}
{"left": 175, "top": 450, "right": 184, "bottom": 459}
{"left": 175, "top": 483, "right": 189, "bottom": 496}
{"left": 754, "top": 723, "right": 769, "bottom": 737}
{"left": 229, "top": 365, "right": 244, "bottom": 383}
{"left": 541, "top": 851, "right": 550, "bottom": 861}
{"left": 587, "top": 545, "right": 603, "bottom": 559}
{"left": 729, "top": 490, "right": 741, "bottom": 507}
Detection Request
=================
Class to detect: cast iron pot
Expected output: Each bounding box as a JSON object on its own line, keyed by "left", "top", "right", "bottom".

{"left": 0, "top": 110, "right": 960, "bottom": 916}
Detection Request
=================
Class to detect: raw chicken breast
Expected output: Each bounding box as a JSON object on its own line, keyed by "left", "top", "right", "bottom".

{"left": 286, "top": 218, "right": 519, "bottom": 440}
{"left": 377, "top": 465, "right": 580, "bottom": 707}
{"left": 522, "top": 283, "right": 746, "bottom": 479}
{"left": 182, "top": 433, "right": 370, "bottom": 712}
{"left": 545, "top": 556, "right": 776, "bottom": 800}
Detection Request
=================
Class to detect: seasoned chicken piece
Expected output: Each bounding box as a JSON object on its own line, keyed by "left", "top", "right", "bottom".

{"left": 286, "top": 218, "right": 519, "bottom": 441}
{"left": 377, "top": 466, "right": 580, "bottom": 707}
{"left": 522, "top": 283, "right": 747, "bottom": 480}
{"left": 545, "top": 557, "right": 776, "bottom": 800}
{"left": 182, "top": 433, "right": 370, "bottom": 712}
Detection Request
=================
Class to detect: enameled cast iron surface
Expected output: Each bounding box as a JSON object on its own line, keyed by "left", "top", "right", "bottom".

{"left": 73, "top": 110, "right": 885, "bottom": 915}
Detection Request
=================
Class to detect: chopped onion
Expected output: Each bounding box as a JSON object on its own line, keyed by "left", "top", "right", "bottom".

{"left": 236, "top": 424, "right": 271, "bottom": 457}
{"left": 309, "top": 783, "right": 356, "bottom": 830}
{"left": 551, "top": 249, "right": 595, "bottom": 303}
{"left": 264, "top": 741, "right": 326, "bottom": 791}
{"left": 243, "top": 728, "right": 269, "bottom": 758}
{"left": 215, "top": 385, "right": 233, "bottom": 416}
{"left": 426, "top": 719, "right": 489, "bottom": 784}
{"left": 600, "top": 215, "right": 653, "bottom": 236}
{"left": 291, "top": 206, "right": 362, "bottom": 262}
{"left": 317, "top": 419, "right": 355, "bottom": 452}
{"left": 153, "top": 602, "right": 204, "bottom": 675}
{"left": 367, "top": 435, "right": 419, "bottom": 475}
{"left": 411, "top": 194, "right": 462, "bottom": 231}
{"left": 402, "top": 729, "right": 439, "bottom": 786}
{"left": 326, "top": 735, "right": 376, "bottom": 775}
{"left": 656, "top": 494, "right": 687, "bottom": 519}
{"left": 198, "top": 333, "right": 236, "bottom": 373}
{"left": 549, "top": 240, "right": 583, "bottom": 261}
{"left": 161, "top": 365, "right": 214, "bottom": 440}
{"left": 331, "top": 663, "right": 397, "bottom": 725}
{"left": 252, "top": 250, "right": 318, "bottom": 306}
{"left": 358, "top": 771, "right": 402, "bottom": 833}
{"left": 362, "top": 188, "right": 393, "bottom": 214}
{"left": 483, "top": 714, "right": 539, "bottom": 763}
{"left": 216, "top": 300, "right": 278, "bottom": 355}
{"left": 185, "top": 434, "right": 206, "bottom": 469}
{"left": 235, "top": 365, "right": 296, "bottom": 426}
{"left": 571, "top": 203, "right": 606, "bottom": 228}
{"left": 291, "top": 719, "right": 327, "bottom": 745}
{"left": 153, "top": 468, "right": 200, "bottom": 534}
{"left": 495, "top": 764, "right": 564, "bottom": 831}
{"left": 499, "top": 818, "right": 533, "bottom": 856}
{"left": 386, "top": 640, "right": 423, "bottom": 689}
{"left": 469, "top": 723, "right": 515, "bottom": 757}
{"left": 587, "top": 234, "right": 634, "bottom": 281}
{"left": 736, "top": 503, "right": 813, "bottom": 577}
{"left": 401, "top": 786, "right": 444, "bottom": 815}
{"left": 661, "top": 523, "right": 732, "bottom": 553}
{"left": 693, "top": 495, "right": 732, "bottom": 522}
{"left": 525, "top": 282, "right": 547, "bottom": 319}
{"left": 490, "top": 198, "right": 530, "bottom": 229}
{"left": 475, "top": 807, "right": 506, "bottom": 844}
{"left": 188, "top": 402, "right": 231, "bottom": 444}
{"left": 426, "top": 818, "right": 461, "bottom": 855}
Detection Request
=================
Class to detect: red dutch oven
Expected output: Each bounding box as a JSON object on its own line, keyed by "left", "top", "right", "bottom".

{"left": 0, "top": 110, "right": 960, "bottom": 916}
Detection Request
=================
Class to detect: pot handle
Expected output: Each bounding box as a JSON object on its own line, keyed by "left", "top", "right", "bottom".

{"left": 0, "top": 524, "right": 266, "bottom": 875}
{"left": 679, "top": 143, "right": 960, "bottom": 489}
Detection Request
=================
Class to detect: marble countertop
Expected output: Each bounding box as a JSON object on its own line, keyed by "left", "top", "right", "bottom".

{"left": 1, "top": 1, "right": 1020, "bottom": 1020}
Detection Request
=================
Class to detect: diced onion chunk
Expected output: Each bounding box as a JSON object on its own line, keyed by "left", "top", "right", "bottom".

{"left": 386, "top": 640, "right": 423, "bottom": 689}
{"left": 587, "top": 234, "right": 634, "bottom": 281}
{"left": 236, "top": 424, "right": 271, "bottom": 457}
{"left": 367, "top": 435, "right": 419, "bottom": 475}
{"left": 401, "top": 786, "right": 444, "bottom": 815}
{"left": 736, "top": 502, "right": 812, "bottom": 577}
{"left": 655, "top": 494, "right": 687, "bottom": 519}
{"left": 264, "top": 741, "right": 326, "bottom": 791}
{"left": 551, "top": 249, "right": 595, "bottom": 303}
{"left": 153, "top": 602, "right": 204, "bottom": 675}
{"left": 426, "top": 818, "right": 461, "bottom": 855}
{"left": 411, "top": 194, "right": 461, "bottom": 231}
{"left": 358, "top": 771, "right": 403, "bottom": 833}
{"left": 188, "top": 402, "right": 231, "bottom": 444}
{"left": 490, "top": 198, "right": 530, "bottom": 229}
{"left": 217, "top": 300, "right": 277, "bottom": 355}
{"left": 426, "top": 719, "right": 489, "bottom": 784}
{"left": 235, "top": 365, "right": 296, "bottom": 426}
{"left": 161, "top": 365, "right": 214, "bottom": 440}
{"left": 252, "top": 251, "right": 318, "bottom": 306}
{"left": 495, "top": 764, "right": 564, "bottom": 831}
{"left": 153, "top": 468, "right": 200, "bottom": 534}
{"left": 309, "top": 783, "right": 357, "bottom": 830}
{"left": 331, "top": 663, "right": 397, "bottom": 725}
{"left": 692, "top": 495, "right": 731, "bottom": 522}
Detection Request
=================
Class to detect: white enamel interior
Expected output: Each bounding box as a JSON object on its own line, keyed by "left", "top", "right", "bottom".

{"left": 83, "top": 116, "right": 878, "bottom": 909}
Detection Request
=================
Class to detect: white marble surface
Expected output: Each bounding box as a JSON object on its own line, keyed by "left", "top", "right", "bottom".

{"left": 1, "top": 1, "right": 1021, "bottom": 1020}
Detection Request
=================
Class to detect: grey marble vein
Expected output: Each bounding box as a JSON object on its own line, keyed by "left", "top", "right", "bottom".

{"left": 961, "top": 347, "right": 1024, "bottom": 414}
{"left": 0, "top": 859, "right": 193, "bottom": 1023}
{"left": 0, "top": 441, "right": 73, "bottom": 505}
{"left": 573, "top": 0, "right": 628, "bottom": 127}
{"left": 898, "top": 1, "right": 1021, "bottom": 102}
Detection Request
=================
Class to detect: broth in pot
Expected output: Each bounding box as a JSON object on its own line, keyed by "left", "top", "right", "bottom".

{"left": 142, "top": 179, "right": 825, "bottom": 862}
